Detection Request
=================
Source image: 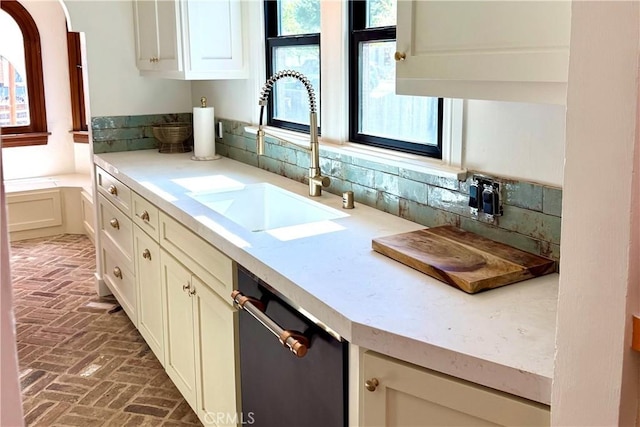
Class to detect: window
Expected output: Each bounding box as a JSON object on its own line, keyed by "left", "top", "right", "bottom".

{"left": 261, "top": 1, "right": 457, "bottom": 166}
{"left": 264, "top": 0, "right": 320, "bottom": 134}
{"left": 0, "top": 0, "right": 48, "bottom": 147}
{"left": 67, "top": 31, "right": 88, "bottom": 142}
{"left": 349, "top": 0, "right": 442, "bottom": 158}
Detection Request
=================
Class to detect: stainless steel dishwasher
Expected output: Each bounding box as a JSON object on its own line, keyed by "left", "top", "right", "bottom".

{"left": 233, "top": 265, "right": 348, "bottom": 427}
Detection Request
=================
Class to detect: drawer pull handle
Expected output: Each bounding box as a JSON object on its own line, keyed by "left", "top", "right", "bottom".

{"left": 108, "top": 185, "right": 118, "bottom": 196}
{"left": 365, "top": 378, "right": 379, "bottom": 392}
{"left": 142, "top": 249, "right": 151, "bottom": 260}
{"left": 113, "top": 266, "right": 123, "bottom": 279}
{"left": 141, "top": 211, "right": 150, "bottom": 222}
{"left": 109, "top": 218, "right": 120, "bottom": 229}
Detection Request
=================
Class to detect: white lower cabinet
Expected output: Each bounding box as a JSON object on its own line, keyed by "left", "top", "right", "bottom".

{"left": 161, "top": 249, "right": 240, "bottom": 426}
{"left": 193, "top": 273, "right": 240, "bottom": 426}
{"left": 161, "top": 251, "right": 198, "bottom": 409}
{"left": 361, "top": 351, "right": 550, "bottom": 427}
{"left": 96, "top": 168, "right": 240, "bottom": 426}
{"left": 134, "top": 226, "right": 164, "bottom": 365}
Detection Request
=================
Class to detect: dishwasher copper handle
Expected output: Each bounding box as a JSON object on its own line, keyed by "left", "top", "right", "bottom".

{"left": 231, "top": 290, "right": 265, "bottom": 312}
{"left": 231, "top": 290, "right": 309, "bottom": 358}
{"left": 279, "top": 330, "right": 309, "bottom": 358}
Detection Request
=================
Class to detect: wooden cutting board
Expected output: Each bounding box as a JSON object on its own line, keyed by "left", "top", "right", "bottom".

{"left": 372, "top": 226, "right": 555, "bottom": 294}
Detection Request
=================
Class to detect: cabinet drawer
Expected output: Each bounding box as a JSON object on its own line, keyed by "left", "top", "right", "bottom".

{"left": 96, "top": 166, "right": 132, "bottom": 216}
{"left": 159, "top": 212, "right": 234, "bottom": 303}
{"left": 101, "top": 240, "right": 137, "bottom": 326}
{"left": 98, "top": 194, "right": 133, "bottom": 270}
{"left": 132, "top": 192, "right": 160, "bottom": 241}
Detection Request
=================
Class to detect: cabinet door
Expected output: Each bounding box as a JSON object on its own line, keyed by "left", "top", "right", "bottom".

{"left": 362, "top": 351, "right": 550, "bottom": 427}
{"left": 155, "top": 0, "right": 181, "bottom": 71}
{"left": 192, "top": 275, "right": 240, "bottom": 426}
{"left": 396, "top": 0, "right": 570, "bottom": 104}
{"left": 134, "top": 226, "right": 164, "bottom": 365}
{"left": 161, "top": 251, "right": 197, "bottom": 409}
{"left": 181, "top": 0, "right": 247, "bottom": 79}
{"left": 133, "top": 0, "right": 159, "bottom": 71}
{"left": 133, "top": 0, "right": 180, "bottom": 72}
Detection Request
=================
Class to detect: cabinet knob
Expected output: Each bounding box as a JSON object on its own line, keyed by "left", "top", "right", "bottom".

{"left": 109, "top": 218, "right": 120, "bottom": 230}
{"left": 394, "top": 51, "right": 406, "bottom": 61}
{"left": 183, "top": 283, "right": 191, "bottom": 292}
{"left": 365, "top": 378, "right": 379, "bottom": 392}
{"left": 142, "top": 249, "right": 151, "bottom": 260}
{"left": 189, "top": 287, "right": 196, "bottom": 296}
{"left": 113, "top": 266, "right": 123, "bottom": 279}
{"left": 141, "top": 210, "right": 150, "bottom": 222}
{"left": 108, "top": 185, "right": 118, "bottom": 196}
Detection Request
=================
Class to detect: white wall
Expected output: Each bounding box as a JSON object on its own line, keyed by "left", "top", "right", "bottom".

{"left": 64, "top": 0, "right": 192, "bottom": 117}
{"left": 2, "top": 0, "right": 76, "bottom": 180}
{"left": 464, "top": 100, "right": 566, "bottom": 187}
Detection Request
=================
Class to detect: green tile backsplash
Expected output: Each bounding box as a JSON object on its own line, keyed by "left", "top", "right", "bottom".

{"left": 92, "top": 114, "right": 563, "bottom": 262}
{"left": 91, "top": 113, "right": 193, "bottom": 154}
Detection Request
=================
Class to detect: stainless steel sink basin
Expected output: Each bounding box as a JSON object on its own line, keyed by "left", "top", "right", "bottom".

{"left": 187, "top": 183, "right": 348, "bottom": 232}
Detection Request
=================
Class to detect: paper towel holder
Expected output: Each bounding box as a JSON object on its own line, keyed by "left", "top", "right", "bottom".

{"left": 191, "top": 96, "right": 222, "bottom": 161}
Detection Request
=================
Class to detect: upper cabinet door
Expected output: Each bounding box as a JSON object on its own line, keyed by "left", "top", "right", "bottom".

{"left": 181, "top": 0, "right": 247, "bottom": 79}
{"left": 395, "top": 1, "right": 571, "bottom": 104}
{"left": 155, "top": 0, "right": 181, "bottom": 71}
{"left": 133, "top": 0, "right": 181, "bottom": 72}
{"left": 132, "top": 0, "right": 247, "bottom": 80}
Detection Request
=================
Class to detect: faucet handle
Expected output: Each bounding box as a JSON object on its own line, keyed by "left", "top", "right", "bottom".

{"left": 311, "top": 175, "right": 330, "bottom": 188}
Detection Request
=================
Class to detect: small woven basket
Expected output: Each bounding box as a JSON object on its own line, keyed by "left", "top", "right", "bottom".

{"left": 152, "top": 123, "right": 192, "bottom": 153}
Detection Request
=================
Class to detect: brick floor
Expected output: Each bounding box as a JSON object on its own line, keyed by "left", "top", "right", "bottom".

{"left": 10, "top": 234, "right": 202, "bottom": 427}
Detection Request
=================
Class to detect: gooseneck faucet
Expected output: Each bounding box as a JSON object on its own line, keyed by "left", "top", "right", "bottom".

{"left": 257, "top": 70, "right": 330, "bottom": 197}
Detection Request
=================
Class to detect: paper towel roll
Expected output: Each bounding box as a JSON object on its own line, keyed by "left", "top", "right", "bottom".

{"left": 192, "top": 106, "right": 220, "bottom": 160}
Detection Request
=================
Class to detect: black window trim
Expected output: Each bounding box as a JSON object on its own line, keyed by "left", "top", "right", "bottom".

{"left": 263, "top": 0, "right": 320, "bottom": 135}
{"left": 348, "top": 0, "right": 443, "bottom": 158}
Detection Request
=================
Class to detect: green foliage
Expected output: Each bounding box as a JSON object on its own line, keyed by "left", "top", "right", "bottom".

{"left": 368, "top": 0, "right": 395, "bottom": 27}
{"left": 280, "top": 0, "right": 320, "bottom": 35}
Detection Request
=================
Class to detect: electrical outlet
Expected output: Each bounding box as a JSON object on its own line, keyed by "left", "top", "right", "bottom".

{"left": 471, "top": 174, "right": 503, "bottom": 222}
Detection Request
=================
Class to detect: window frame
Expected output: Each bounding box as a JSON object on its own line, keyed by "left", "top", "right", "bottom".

{"left": 263, "top": 0, "right": 320, "bottom": 135}
{"left": 348, "top": 0, "right": 443, "bottom": 158}
{"left": 1, "top": 0, "right": 48, "bottom": 148}
{"left": 67, "top": 31, "right": 88, "bottom": 143}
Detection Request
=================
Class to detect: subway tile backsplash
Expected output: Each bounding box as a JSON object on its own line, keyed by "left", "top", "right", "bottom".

{"left": 91, "top": 113, "right": 193, "bottom": 154}
{"left": 91, "top": 114, "right": 562, "bottom": 262}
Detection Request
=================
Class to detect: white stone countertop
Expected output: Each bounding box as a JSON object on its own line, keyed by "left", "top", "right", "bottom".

{"left": 94, "top": 150, "right": 558, "bottom": 405}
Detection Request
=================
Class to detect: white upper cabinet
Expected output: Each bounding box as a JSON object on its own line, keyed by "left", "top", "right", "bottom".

{"left": 133, "top": 0, "right": 181, "bottom": 72}
{"left": 132, "top": 0, "right": 248, "bottom": 80}
{"left": 395, "top": 1, "right": 571, "bottom": 104}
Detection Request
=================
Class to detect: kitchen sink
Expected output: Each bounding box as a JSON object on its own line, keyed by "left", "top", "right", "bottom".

{"left": 187, "top": 183, "right": 348, "bottom": 232}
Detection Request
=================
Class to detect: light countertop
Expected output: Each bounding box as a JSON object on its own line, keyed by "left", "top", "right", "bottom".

{"left": 94, "top": 150, "right": 558, "bottom": 405}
